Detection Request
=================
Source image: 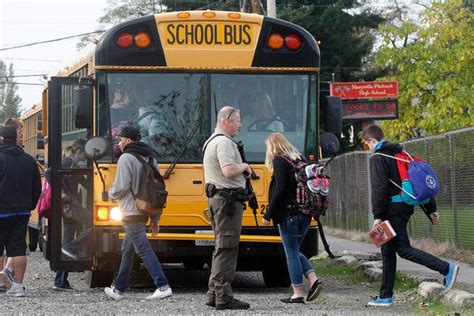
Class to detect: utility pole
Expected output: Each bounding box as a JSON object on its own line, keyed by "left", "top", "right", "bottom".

{"left": 251, "top": 0, "right": 264, "bottom": 14}
{"left": 267, "top": 0, "right": 276, "bottom": 17}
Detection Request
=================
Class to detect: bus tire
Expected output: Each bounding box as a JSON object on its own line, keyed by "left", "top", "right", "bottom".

{"left": 28, "top": 227, "right": 39, "bottom": 252}
{"left": 183, "top": 258, "right": 205, "bottom": 270}
{"left": 262, "top": 259, "right": 290, "bottom": 287}
{"left": 86, "top": 271, "right": 114, "bottom": 288}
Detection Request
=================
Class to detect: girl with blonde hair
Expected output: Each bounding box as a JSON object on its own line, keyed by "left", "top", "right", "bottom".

{"left": 262, "top": 132, "right": 322, "bottom": 304}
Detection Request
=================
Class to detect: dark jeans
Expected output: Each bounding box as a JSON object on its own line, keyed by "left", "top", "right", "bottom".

{"left": 278, "top": 214, "right": 314, "bottom": 286}
{"left": 113, "top": 221, "right": 168, "bottom": 293}
{"left": 54, "top": 271, "right": 69, "bottom": 287}
{"left": 62, "top": 203, "right": 91, "bottom": 255}
{"left": 55, "top": 217, "right": 77, "bottom": 287}
{"left": 380, "top": 209, "right": 449, "bottom": 298}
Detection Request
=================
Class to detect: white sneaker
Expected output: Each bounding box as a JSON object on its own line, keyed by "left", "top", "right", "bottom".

{"left": 6, "top": 283, "right": 26, "bottom": 297}
{"left": 146, "top": 286, "right": 172, "bottom": 300}
{"left": 0, "top": 268, "right": 14, "bottom": 288}
{"left": 104, "top": 286, "right": 124, "bottom": 301}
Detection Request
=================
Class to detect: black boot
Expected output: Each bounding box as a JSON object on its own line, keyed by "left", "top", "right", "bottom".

{"left": 216, "top": 298, "right": 250, "bottom": 310}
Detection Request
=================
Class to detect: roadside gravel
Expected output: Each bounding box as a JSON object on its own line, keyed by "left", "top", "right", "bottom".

{"left": 1, "top": 252, "right": 423, "bottom": 315}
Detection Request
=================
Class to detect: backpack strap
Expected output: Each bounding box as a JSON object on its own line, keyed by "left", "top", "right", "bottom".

{"left": 371, "top": 152, "right": 417, "bottom": 200}
{"left": 127, "top": 152, "right": 160, "bottom": 197}
{"left": 279, "top": 155, "right": 296, "bottom": 167}
{"left": 202, "top": 133, "right": 227, "bottom": 156}
{"left": 370, "top": 152, "right": 411, "bottom": 163}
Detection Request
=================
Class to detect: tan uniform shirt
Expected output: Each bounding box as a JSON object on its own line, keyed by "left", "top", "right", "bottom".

{"left": 203, "top": 127, "right": 246, "bottom": 189}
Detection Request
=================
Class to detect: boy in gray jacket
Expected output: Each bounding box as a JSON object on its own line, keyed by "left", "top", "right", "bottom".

{"left": 104, "top": 126, "right": 171, "bottom": 301}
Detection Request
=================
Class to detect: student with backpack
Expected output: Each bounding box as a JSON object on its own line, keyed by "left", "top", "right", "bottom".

{"left": 363, "top": 124, "right": 459, "bottom": 307}
{"left": 104, "top": 126, "right": 172, "bottom": 301}
{"left": 262, "top": 132, "right": 322, "bottom": 304}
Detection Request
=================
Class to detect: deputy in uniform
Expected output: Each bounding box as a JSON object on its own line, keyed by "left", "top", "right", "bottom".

{"left": 203, "top": 106, "right": 251, "bottom": 310}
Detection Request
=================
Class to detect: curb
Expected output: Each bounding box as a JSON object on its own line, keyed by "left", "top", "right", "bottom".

{"left": 315, "top": 251, "right": 474, "bottom": 309}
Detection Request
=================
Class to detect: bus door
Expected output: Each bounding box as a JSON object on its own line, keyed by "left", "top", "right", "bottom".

{"left": 48, "top": 77, "right": 93, "bottom": 272}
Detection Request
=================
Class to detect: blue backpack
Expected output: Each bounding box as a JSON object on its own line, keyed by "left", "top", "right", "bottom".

{"left": 373, "top": 151, "right": 439, "bottom": 205}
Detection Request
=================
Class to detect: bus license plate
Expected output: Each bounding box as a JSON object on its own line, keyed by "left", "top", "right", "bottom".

{"left": 195, "top": 230, "right": 215, "bottom": 246}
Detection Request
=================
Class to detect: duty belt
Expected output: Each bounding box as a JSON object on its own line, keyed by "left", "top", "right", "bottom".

{"left": 215, "top": 188, "right": 249, "bottom": 202}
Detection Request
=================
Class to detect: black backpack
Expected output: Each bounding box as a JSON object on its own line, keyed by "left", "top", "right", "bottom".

{"left": 129, "top": 153, "right": 168, "bottom": 217}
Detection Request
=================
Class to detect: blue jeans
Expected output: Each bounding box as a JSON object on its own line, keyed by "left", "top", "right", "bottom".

{"left": 113, "top": 221, "right": 168, "bottom": 293}
{"left": 278, "top": 214, "right": 314, "bottom": 286}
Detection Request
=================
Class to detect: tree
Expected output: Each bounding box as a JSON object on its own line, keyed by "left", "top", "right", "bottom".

{"left": 278, "top": 0, "right": 384, "bottom": 83}
{"left": 375, "top": 0, "right": 474, "bottom": 141}
{"left": 1, "top": 64, "right": 22, "bottom": 121}
{"left": 0, "top": 60, "right": 6, "bottom": 122}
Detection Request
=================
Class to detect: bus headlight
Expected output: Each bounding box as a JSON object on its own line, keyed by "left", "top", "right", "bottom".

{"left": 96, "top": 207, "right": 109, "bottom": 221}
{"left": 110, "top": 207, "right": 122, "bottom": 221}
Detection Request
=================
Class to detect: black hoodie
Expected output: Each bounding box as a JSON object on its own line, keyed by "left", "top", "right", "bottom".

{"left": 123, "top": 142, "right": 156, "bottom": 158}
{"left": 369, "top": 141, "right": 436, "bottom": 220}
{"left": 369, "top": 141, "right": 405, "bottom": 220}
{"left": 0, "top": 144, "right": 41, "bottom": 213}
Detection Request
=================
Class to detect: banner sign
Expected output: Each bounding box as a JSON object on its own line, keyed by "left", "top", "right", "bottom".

{"left": 330, "top": 81, "right": 398, "bottom": 100}
{"left": 342, "top": 99, "right": 398, "bottom": 120}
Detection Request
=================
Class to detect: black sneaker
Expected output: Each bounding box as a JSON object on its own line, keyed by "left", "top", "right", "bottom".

{"left": 216, "top": 298, "right": 250, "bottom": 310}
{"left": 205, "top": 299, "right": 216, "bottom": 307}
{"left": 280, "top": 297, "right": 305, "bottom": 304}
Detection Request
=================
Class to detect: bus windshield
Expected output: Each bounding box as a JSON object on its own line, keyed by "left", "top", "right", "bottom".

{"left": 98, "top": 73, "right": 313, "bottom": 163}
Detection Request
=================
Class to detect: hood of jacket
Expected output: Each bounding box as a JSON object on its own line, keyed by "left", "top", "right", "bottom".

{"left": 123, "top": 141, "right": 156, "bottom": 158}
{"left": 375, "top": 141, "right": 404, "bottom": 155}
{"left": 0, "top": 143, "right": 24, "bottom": 156}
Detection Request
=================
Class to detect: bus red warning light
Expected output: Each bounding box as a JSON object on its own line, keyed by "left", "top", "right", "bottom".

{"left": 285, "top": 34, "right": 302, "bottom": 50}
{"left": 116, "top": 32, "right": 133, "bottom": 48}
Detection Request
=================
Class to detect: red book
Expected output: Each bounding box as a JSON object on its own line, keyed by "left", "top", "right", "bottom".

{"left": 368, "top": 220, "right": 397, "bottom": 248}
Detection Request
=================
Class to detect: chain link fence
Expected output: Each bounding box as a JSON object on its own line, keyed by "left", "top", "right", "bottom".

{"left": 323, "top": 127, "right": 474, "bottom": 251}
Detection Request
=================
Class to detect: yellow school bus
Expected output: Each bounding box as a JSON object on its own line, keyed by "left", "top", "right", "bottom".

{"left": 20, "top": 104, "right": 45, "bottom": 252}
{"left": 44, "top": 11, "right": 340, "bottom": 287}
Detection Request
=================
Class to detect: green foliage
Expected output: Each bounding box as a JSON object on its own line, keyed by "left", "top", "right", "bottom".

{"left": 311, "top": 258, "right": 368, "bottom": 284}
{"left": 376, "top": 0, "right": 474, "bottom": 141}
{"left": 0, "top": 61, "right": 21, "bottom": 122}
{"left": 394, "top": 271, "right": 419, "bottom": 292}
{"left": 279, "top": 1, "right": 384, "bottom": 82}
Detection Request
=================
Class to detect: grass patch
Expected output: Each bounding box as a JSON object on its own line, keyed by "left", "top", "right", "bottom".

{"left": 416, "top": 297, "right": 453, "bottom": 314}
{"left": 312, "top": 258, "right": 420, "bottom": 293}
{"left": 311, "top": 258, "right": 367, "bottom": 284}
{"left": 394, "top": 271, "right": 419, "bottom": 292}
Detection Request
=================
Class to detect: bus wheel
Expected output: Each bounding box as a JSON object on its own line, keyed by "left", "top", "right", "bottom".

{"left": 28, "top": 227, "right": 39, "bottom": 252}
{"left": 262, "top": 260, "right": 290, "bottom": 287}
{"left": 86, "top": 271, "right": 114, "bottom": 288}
{"left": 183, "top": 258, "right": 205, "bottom": 270}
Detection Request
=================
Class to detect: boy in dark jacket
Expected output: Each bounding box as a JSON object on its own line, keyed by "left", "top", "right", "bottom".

{"left": 363, "top": 124, "right": 459, "bottom": 307}
{"left": 0, "top": 126, "right": 41, "bottom": 296}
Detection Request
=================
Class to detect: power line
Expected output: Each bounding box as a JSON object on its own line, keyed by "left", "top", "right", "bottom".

{"left": 1, "top": 57, "right": 63, "bottom": 63}
{"left": 0, "top": 30, "right": 106, "bottom": 52}
{"left": 0, "top": 82, "right": 44, "bottom": 86}
{"left": 0, "top": 74, "right": 47, "bottom": 79}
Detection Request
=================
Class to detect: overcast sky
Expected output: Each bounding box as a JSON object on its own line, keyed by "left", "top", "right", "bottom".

{"left": 0, "top": 0, "right": 108, "bottom": 113}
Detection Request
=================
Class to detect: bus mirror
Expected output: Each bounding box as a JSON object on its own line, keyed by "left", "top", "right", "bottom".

{"left": 324, "top": 96, "right": 342, "bottom": 136}
{"left": 320, "top": 132, "right": 340, "bottom": 157}
{"left": 84, "top": 137, "right": 108, "bottom": 160}
{"left": 74, "top": 85, "right": 93, "bottom": 129}
{"left": 85, "top": 136, "right": 109, "bottom": 201}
